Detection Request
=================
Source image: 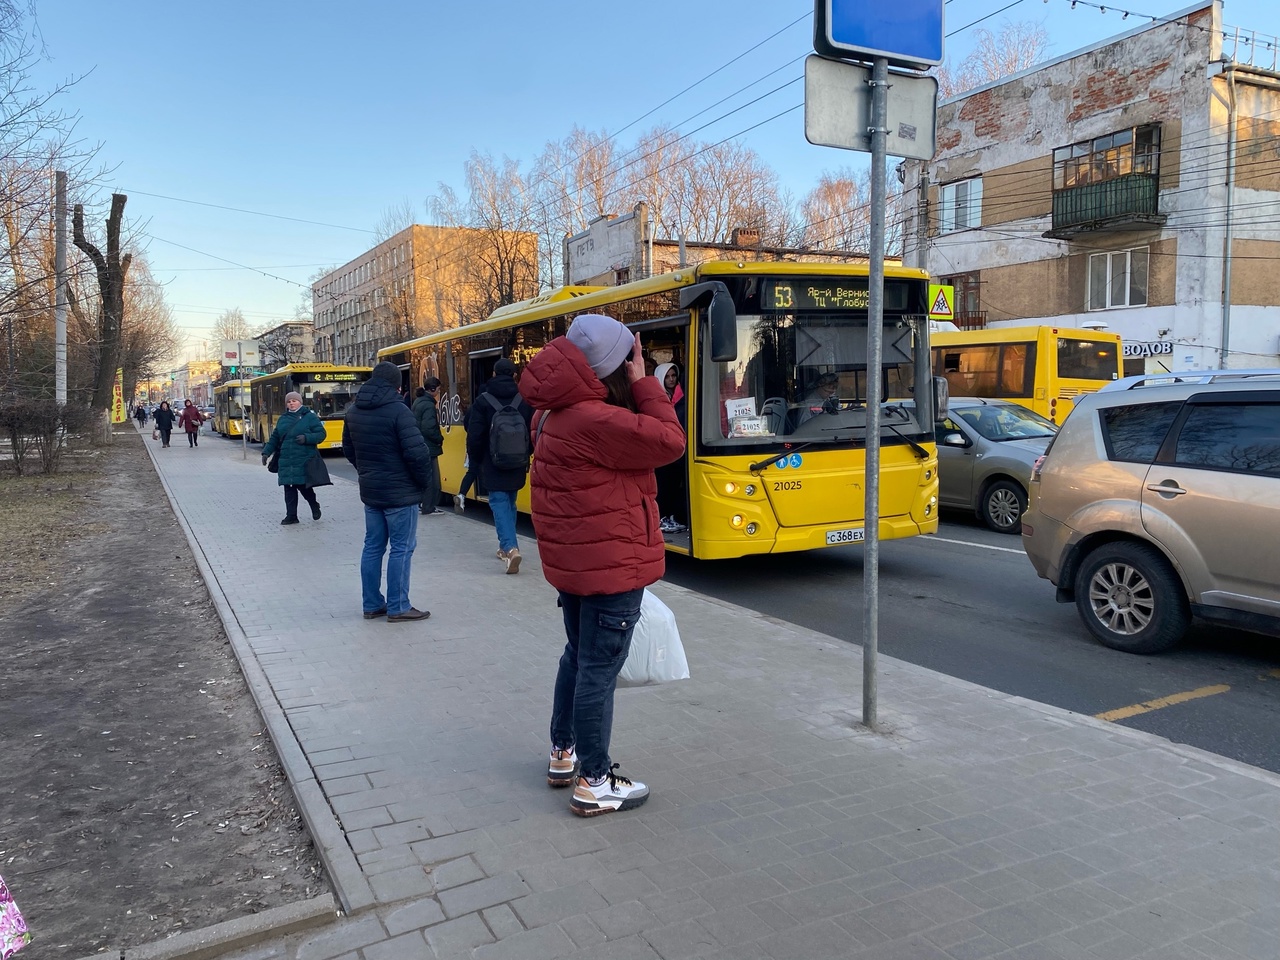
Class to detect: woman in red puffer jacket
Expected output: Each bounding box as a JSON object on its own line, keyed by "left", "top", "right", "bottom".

{"left": 520, "top": 314, "right": 685, "bottom": 818}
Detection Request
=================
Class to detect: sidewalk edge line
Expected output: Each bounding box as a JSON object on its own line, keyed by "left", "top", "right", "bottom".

{"left": 140, "top": 432, "right": 377, "bottom": 915}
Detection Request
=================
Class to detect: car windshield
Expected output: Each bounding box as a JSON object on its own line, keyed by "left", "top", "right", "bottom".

{"left": 955, "top": 404, "right": 1058, "bottom": 441}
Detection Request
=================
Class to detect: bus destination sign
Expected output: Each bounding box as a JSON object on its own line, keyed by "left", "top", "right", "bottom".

{"left": 309, "top": 372, "right": 362, "bottom": 382}
{"left": 761, "top": 279, "right": 907, "bottom": 312}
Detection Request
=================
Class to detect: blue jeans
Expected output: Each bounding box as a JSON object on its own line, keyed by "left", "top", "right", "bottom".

{"left": 550, "top": 588, "right": 643, "bottom": 780}
{"left": 489, "top": 489, "right": 518, "bottom": 554}
{"left": 360, "top": 504, "right": 419, "bottom": 616}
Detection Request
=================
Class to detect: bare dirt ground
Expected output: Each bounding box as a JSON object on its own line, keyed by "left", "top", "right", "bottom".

{"left": 0, "top": 426, "right": 331, "bottom": 956}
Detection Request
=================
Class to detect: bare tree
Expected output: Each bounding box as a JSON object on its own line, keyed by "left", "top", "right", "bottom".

{"left": 210, "top": 307, "right": 252, "bottom": 346}
{"left": 937, "top": 21, "right": 1050, "bottom": 99}
{"left": 72, "top": 193, "right": 131, "bottom": 413}
{"left": 118, "top": 254, "right": 181, "bottom": 401}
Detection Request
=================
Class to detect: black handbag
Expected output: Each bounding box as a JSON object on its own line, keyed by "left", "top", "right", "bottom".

{"left": 303, "top": 453, "right": 332, "bottom": 487}
{"left": 267, "top": 448, "right": 281, "bottom": 473}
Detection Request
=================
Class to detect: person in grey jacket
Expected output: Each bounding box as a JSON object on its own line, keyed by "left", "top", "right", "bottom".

{"left": 342, "top": 362, "right": 436, "bottom": 623}
{"left": 411, "top": 377, "right": 445, "bottom": 516}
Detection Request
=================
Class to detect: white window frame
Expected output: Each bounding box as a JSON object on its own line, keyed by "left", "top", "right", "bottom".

{"left": 939, "top": 177, "right": 983, "bottom": 234}
{"left": 1088, "top": 246, "right": 1149, "bottom": 310}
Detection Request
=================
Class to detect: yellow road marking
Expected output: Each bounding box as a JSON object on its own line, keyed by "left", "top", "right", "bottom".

{"left": 1095, "top": 684, "right": 1231, "bottom": 722}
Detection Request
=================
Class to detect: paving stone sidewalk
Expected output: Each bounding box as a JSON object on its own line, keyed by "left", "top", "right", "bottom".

{"left": 146, "top": 433, "right": 1279, "bottom": 960}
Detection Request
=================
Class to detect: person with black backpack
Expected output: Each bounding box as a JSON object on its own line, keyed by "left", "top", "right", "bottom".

{"left": 465, "top": 357, "right": 533, "bottom": 574}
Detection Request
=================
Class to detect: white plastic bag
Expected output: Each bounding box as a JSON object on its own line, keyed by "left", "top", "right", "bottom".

{"left": 619, "top": 589, "right": 689, "bottom": 687}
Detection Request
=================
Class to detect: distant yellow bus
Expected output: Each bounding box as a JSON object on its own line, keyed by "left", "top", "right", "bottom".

{"left": 931, "top": 325, "right": 1122, "bottom": 423}
{"left": 248, "top": 363, "right": 372, "bottom": 449}
{"left": 379, "top": 261, "right": 947, "bottom": 560}
{"left": 213, "top": 379, "right": 252, "bottom": 437}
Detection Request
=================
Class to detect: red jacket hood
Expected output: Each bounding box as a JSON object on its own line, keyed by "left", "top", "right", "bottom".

{"left": 520, "top": 337, "right": 606, "bottom": 411}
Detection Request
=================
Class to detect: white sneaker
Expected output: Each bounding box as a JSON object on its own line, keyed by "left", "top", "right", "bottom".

{"left": 453, "top": 494, "right": 465, "bottom": 515}
{"left": 547, "top": 746, "right": 578, "bottom": 787}
{"left": 570, "top": 764, "right": 649, "bottom": 817}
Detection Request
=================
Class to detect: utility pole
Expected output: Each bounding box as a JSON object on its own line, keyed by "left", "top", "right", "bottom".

{"left": 55, "top": 171, "right": 67, "bottom": 405}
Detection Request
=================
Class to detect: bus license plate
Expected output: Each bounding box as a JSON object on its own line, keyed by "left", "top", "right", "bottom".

{"left": 826, "top": 527, "right": 864, "bottom": 545}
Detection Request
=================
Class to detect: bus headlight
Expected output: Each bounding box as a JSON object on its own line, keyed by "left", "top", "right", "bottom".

{"left": 730, "top": 514, "right": 745, "bottom": 528}
{"left": 746, "top": 522, "right": 759, "bottom": 535}
{"left": 724, "top": 482, "right": 738, "bottom": 494}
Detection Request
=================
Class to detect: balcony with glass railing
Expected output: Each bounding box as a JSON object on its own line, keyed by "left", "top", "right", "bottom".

{"left": 1044, "top": 173, "right": 1166, "bottom": 239}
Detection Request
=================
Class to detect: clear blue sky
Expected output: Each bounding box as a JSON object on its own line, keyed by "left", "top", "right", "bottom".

{"left": 27, "top": 0, "right": 1276, "bottom": 360}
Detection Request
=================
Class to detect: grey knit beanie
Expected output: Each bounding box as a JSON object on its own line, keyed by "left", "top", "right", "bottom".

{"left": 372, "top": 361, "right": 401, "bottom": 386}
{"left": 566, "top": 314, "right": 632, "bottom": 378}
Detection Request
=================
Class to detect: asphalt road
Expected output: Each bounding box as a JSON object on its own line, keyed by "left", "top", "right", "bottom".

{"left": 303, "top": 441, "right": 1280, "bottom": 775}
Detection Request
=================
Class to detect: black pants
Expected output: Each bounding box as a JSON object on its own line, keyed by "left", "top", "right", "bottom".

{"left": 159, "top": 427, "right": 171, "bottom": 446}
{"left": 458, "top": 464, "right": 478, "bottom": 499}
{"left": 186, "top": 430, "right": 198, "bottom": 447}
{"left": 420, "top": 456, "right": 441, "bottom": 512}
{"left": 284, "top": 484, "right": 319, "bottom": 520}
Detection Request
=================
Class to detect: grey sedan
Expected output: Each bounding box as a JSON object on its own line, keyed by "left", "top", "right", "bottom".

{"left": 934, "top": 399, "right": 1058, "bottom": 534}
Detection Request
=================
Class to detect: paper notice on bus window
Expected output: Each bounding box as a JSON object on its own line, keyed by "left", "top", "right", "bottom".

{"left": 729, "top": 415, "right": 772, "bottom": 438}
{"left": 724, "top": 397, "right": 757, "bottom": 420}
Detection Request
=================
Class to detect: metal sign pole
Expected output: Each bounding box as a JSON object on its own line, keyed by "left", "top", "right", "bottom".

{"left": 239, "top": 340, "right": 247, "bottom": 460}
{"left": 863, "top": 57, "right": 889, "bottom": 729}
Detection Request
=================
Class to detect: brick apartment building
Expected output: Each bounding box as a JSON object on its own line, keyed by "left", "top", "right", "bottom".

{"left": 901, "top": 1, "right": 1280, "bottom": 373}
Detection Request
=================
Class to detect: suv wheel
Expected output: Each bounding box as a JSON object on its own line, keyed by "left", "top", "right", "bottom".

{"left": 1074, "top": 542, "right": 1190, "bottom": 654}
{"left": 980, "top": 479, "right": 1026, "bottom": 534}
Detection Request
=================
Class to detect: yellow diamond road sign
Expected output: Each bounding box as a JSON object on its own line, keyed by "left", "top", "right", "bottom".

{"left": 928, "top": 283, "right": 954, "bottom": 320}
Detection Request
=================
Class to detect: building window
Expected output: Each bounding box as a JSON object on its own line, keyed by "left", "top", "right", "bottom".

{"left": 1054, "top": 124, "right": 1160, "bottom": 190}
{"left": 939, "top": 178, "right": 982, "bottom": 233}
{"left": 1088, "top": 246, "right": 1149, "bottom": 310}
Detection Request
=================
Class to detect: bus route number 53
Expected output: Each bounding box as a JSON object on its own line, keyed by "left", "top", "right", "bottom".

{"left": 826, "top": 527, "right": 865, "bottom": 545}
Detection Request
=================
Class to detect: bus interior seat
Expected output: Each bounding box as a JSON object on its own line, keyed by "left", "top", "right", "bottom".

{"left": 761, "top": 397, "right": 788, "bottom": 434}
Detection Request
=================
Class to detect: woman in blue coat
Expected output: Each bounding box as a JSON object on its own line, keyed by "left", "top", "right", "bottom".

{"left": 260, "top": 391, "right": 328, "bottom": 524}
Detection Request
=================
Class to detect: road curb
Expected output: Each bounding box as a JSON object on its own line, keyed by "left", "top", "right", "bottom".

{"left": 72, "top": 894, "right": 339, "bottom": 960}
{"left": 140, "top": 431, "right": 376, "bottom": 915}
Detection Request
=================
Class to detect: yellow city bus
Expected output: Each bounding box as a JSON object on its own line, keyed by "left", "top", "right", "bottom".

{"left": 378, "top": 261, "right": 946, "bottom": 560}
{"left": 930, "top": 325, "right": 1123, "bottom": 423}
{"left": 213, "top": 379, "right": 252, "bottom": 437}
{"left": 248, "top": 363, "right": 372, "bottom": 450}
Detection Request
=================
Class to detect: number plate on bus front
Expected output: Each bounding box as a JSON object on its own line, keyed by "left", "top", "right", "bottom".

{"left": 826, "top": 528, "right": 864, "bottom": 545}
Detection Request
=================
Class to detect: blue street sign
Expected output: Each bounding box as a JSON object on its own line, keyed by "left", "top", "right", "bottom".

{"left": 814, "top": 0, "right": 944, "bottom": 70}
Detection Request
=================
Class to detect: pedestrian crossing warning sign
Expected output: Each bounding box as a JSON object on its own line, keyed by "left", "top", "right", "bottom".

{"left": 928, "top": 283, "right": 954, "bottom": 320}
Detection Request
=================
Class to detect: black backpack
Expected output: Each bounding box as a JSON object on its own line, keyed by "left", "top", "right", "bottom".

{"left": 483, "top": 392, "right": 530, "bottom": 471}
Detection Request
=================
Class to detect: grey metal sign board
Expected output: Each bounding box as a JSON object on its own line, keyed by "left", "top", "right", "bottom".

{"left": 804, "top": 55, "right": 938, "bottom": 161}
{"left": 814, "top": 0, "right": 944, "bottom": 70}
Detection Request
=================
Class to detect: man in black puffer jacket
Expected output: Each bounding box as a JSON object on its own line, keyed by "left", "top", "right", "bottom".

{"left": 466, "top": 357, "right": 533, "bottom": 574}
{"left": 342, "top": 361, "right": 435, "bottom": 623}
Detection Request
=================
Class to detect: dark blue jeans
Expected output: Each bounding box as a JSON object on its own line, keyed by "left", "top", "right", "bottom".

{"left": 550, "top": 588, "right": 643, "bottom": 780}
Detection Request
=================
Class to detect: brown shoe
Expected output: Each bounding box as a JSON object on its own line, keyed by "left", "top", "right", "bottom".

{"left": 496, "top": 548, "right": 508, "bottom": 561}
{"left": 387, "top": 607, "right": 430, "bottom": 622}
{"left": 362, "top": 608, "right": 387, "bottom": 620}
{"left": 504, "top": 548, "right": 521, "bottom": 575}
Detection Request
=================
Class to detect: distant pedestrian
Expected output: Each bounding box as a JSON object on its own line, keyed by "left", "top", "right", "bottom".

{"left": 177, "top": 399, "right": 206, "bottom": 448}
{"left": 465, "top": 357, "right": 532, "bottom": 574}
{"left": 521, "top": 314, "right": 685, "bottom": 817}
{"left": 153, "top": 401, "right": 176, "bottom": 447}
{"left": 342, "top": 361, "right": 435, "bottom": 623}
{"left": 133, "top": 403, "right": 147, "bottom": 426}
{"left": 260, "top": 391, "right": 327, "bottom": 525}
{"left": 453, "top": 394, "right": 482, "bottom": 514}
{"left": 411, "top": 378, "right": 445, "bottom": 516}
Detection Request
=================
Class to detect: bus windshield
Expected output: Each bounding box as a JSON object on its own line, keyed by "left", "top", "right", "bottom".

{"left": 299, "top": 382, "right": 359, "bottom": 419}
{"left": 701, "top": 312, "right": 931, "bottom": 447}
{"left": 1057, "top": 337, "right": 1121, "bottom": 381}
{"left": 227, "top": 388, "right": 248, "bottom": 419}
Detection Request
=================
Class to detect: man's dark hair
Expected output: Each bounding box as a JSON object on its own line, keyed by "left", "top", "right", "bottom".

{"left": 423, "top": 376, "right": 441, "bottom": 391}
{"left": 415, "top": 387, "right": 426, "bottom": 397}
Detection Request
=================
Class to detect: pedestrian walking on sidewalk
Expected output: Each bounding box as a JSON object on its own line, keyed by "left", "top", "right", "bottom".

{"left": 177, "top": 399, "right": 206, "bottom": 448}
{"left": 521, "top": 314, "right": 685, "bottom": 817}
{"left": 342, "top": 361, "right": 436, "bottom": 623}
{"left": 152, "top": 401, "right": 176, "bottom": 447}
{"left": 465, "top": 357, "right": 533, "bottom": 574}
{"left": 133, "top": 403, "right": 147, "bottom": 426}
{"left": 260, "top": 391, "right": 327, "bottom": 525}
{"left": 452, "top": 395, "right": 481, "bottom": 514}
{"left": 411, "top": 378, "right": 445, "bottom": 516}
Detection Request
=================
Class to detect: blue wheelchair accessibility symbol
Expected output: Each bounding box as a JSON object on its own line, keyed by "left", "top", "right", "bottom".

{"left": 788, "top": 454, "right": 803, "bottom": 468}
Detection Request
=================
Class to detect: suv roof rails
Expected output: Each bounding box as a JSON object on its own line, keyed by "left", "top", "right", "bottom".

{"left": 1099, "top": 369, "right": 1280, "bottom": 392}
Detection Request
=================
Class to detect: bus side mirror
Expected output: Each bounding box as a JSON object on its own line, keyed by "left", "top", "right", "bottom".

{"left": 933, "top": 376, "right": 950, "bottom": 420}
{"left": 680, "top": 281, "right": 738, "bottom": 363}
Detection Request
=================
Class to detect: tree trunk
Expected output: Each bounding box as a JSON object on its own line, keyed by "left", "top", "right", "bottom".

{"left": 73, "top": 194, "right": 132, "bottom": 412}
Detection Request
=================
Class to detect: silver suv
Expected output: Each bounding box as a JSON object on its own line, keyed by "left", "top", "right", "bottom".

{"left": 1022, "top": 370, "right": 1280, "bottom": 653}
